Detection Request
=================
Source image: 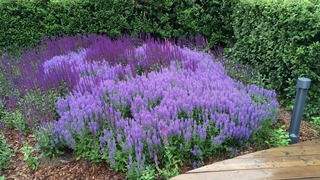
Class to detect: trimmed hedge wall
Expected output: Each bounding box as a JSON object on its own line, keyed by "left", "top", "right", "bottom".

{"left": 0, "top": 0, "right": 235, "bottom": 53}
{"left": 232, "top": 0, "right": 320, "bottom": 117}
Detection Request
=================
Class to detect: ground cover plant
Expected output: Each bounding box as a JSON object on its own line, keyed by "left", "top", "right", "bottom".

{"left": 0, "top": 35, "right": 281, "bottom": 179}
{"left": 0, "top": 133, "right": 14, "bottom": 171}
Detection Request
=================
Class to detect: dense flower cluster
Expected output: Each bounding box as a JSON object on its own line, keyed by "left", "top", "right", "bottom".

{"left": 45, "top": 42, "right": 279, "bottom": 173}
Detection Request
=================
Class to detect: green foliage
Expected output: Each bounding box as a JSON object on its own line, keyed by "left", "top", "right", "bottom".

{"left": 0, "top": 0, "right": 236, "bottom": 53}
{"left": 18, "top": 89, "right": 60, "bottom": 128}
{"left": 311, "top": 116, "right": 320, "bottom": 135}
{"left": 0, "top": 88, "right": 60, "bottom": 136}
{"left": 232, "top": 0, "right": 320, "bottom": 118}
{"left": 250, "top": 120, "right": 290, "bottom": 149}
{"left": 34, "top": 122, "right": 63, "bottom": 157}
{"left": 0, "top": 175, "right": 5, "bottom": 180}
{"left": 217, "top": 53, "right": 273, "bottom": 89}
{"left": 0, "top": 0, "right": 47, "bottom": 53}
{"left": 265, "top": 125, "right": 290, "bottom": 148}
{"left": 21, "top": 90, "right": 59, "bottom": 113}
{"left": 22, "top": 142, "right": 40, "bottom": 171}
{"left": 139, "top": 166, "right": 156, "bottom": 180}
{"left": 132, "top": 0, "right": 235, "bottom": 47}
{"left": 0, "top": 62, "right": 12, "bottom": 99}
{"left": 156, "top": 145, "right": 181, "bottom": 179}
{"left": 0, "top": 99, "right": 4, "bottom": 121}
{"left": 74, "top": 132, "right": 102, "bottom": 164}
{"left": 0, "top": 133, "right": 14, "bottom": 170}
{"left": 0, "top": 110, "right": 29, "bottom": 134}
{"left": 126, "top": 164, "right": 156, "bottom": 180}
{"left": 0, "top": 79, "right": 24, "bottom": 133}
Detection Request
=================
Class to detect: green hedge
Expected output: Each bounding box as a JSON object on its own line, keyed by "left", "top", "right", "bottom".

{"left": 0, "top": 0, "right": 235, "bottom": 53}
{"left": 0, "top": 0, "right": 47, "bottom": 52}
{"left": 232, "top": 0, "right": 320, "bottom": 117}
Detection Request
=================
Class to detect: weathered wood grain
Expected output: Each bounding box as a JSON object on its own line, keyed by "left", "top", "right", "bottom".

{"left": 171, "top": 139, "right": 320, "bottom": 180}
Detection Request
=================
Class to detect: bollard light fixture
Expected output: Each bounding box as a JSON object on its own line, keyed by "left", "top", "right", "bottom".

{"left": 288, "top": 77, "right": 311, "bottom": 144}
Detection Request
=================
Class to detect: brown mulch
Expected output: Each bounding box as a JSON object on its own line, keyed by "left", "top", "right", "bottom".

{"left": 1, "top": 108, "right": 319, "bottom": 180}
{"left": 277, "top": 108, "right": 319, "bottom": 142}
{"left": 0, "top": 129, "right": 125, "bottom": 180}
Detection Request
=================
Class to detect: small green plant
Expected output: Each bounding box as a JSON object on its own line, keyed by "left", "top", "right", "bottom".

{"left": 34, "top": 122, "right": 63, "bottom": 158}
{"left": 311, "top": 116, "right": 320, "bottom": 135}
{"left": 126, "top": 164, "right": 156, "bottom": 180}
{"left": 0, "top": 175, "right": 5, "bottom": 180}
{"left": 17, "top": 89, "right": 61, "bottom": 131}
{"left": 22, "top": 142, "right": 40, "bottom": 171}
{"left": 249, "top": 119, "right": 273, "bottom": 149}
{"left": 74, "top": 133, "right": 102, "bottom": 163}
{"left": 0, "top": 133, "right": 14, "bottom": 170}
{"left": 156, "top": 145, "right": 181, "bottom": 179}
{"left": 0, "top": 110, "right": 29, "bottom": 135}
{"left": 139, "top": 166, "right": 156, "bottom": 180}
{"left": 265, "top": 125, "right": 290, "bottom": 148}
{"left": 249, "top": 120, "right": 289, "bottom": 149}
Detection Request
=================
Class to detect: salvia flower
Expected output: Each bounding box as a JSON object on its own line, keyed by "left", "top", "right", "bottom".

{"left": 41, "top": 40, "right": 279, "bottom": 174}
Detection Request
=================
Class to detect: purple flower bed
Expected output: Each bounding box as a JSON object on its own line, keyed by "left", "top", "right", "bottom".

{"left": 1, "top": 35, "right": 279, "bottom": 178}
{"left": 42, "top": 40, "right": 278, "bottom": 176}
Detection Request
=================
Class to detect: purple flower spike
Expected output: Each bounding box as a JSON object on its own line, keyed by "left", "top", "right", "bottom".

{"left": 34, "top": 35, "right": 279, "bottom": 174}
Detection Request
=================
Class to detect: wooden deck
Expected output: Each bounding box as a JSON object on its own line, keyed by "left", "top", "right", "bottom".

{"left": 171, "top": 139, "right": 320, "bottom": 180}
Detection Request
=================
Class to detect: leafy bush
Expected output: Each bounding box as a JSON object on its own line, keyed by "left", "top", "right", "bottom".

{"left": 22, "top": 142, "right": 40, "bottom": 171}
{"left": 1, "top": 111, "right": 27, "bottom": 133}
{"left": 0, "top": 133, "right": 14, "bottom": 170}
{"left": 34, "top": 121, "right": 64, "bottom": 157}
{"left": 0, "top": 0, "right": 47, "bottom": 53}
{"left": 250, "top": 122, "right": 290, "bottom": 149}
{"left": 232, "top": 0, "right": 320, "bottom": 118}
{"left": 0, "top": 89, "right": 60, "bottom": 134}
{"left": 0, "top": 0, "right": 236, "bottom": 53}
{"left": 131, "top": 0, "right": 236, "bottom": 47}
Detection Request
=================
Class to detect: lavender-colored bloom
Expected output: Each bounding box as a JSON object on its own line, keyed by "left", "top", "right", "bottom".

{"left": 192, "top": 161, "right": 198, "bottom": 169}
{"left": 89, "top": 121, "right": 99, "bottom": 135}
{"left": 108, "top": 138, "right": 116, "bottom": 167}
{"left": 154, "top": 152, "right": 159, "bottom": 167}
{"left": 34, "top": 37, "right": 279, "bottom": 174}
{"left": 126, "top": 154, "right": 133, "bottom": 171}
{"left": 63, "top": 130, "right": 75, "bottom": 149}
{"left": 228, "top": 147, "right": 239, "bottom": 156}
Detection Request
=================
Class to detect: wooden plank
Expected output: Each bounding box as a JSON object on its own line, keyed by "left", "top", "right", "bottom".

{"left": 171, "top": 165, "right": 320, "bottom": 180}
{"left": 237, "top": 145, "right": 320, "bottom": 158}
{"left": 171, "top": 140, "right": 320, "bottom": 180}
{"left": 188, "top": 155, "right": 320, "bottom": 173}
{"left": 291, "top": 139, "right": 320, "bottom": 146}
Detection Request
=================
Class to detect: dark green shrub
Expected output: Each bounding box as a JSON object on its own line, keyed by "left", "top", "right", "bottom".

{"left": 131, "top": 0, "right": 235, "bottom": 47}
{"left": 0, "top": 0, "right": 236, "bottom": 53}
{"left": 0, "top": 0, "right": 47, "bottom": 53}
{"left": 232, "top": 0, "right": 320, "bottom": 117}
{"left": 44, "top": 0, "right": 135, "bottom": 36}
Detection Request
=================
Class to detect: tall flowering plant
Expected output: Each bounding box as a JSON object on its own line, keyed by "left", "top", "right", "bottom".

{"left": 1, "top": 34, "right": 279, "bottom": 178}
{"left": 43, "top": 41, "right": 279, "bottom": 177}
